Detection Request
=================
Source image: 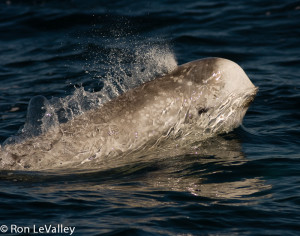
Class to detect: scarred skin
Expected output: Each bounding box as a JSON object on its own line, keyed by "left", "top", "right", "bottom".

{"left": 0, "top": 58, "right": 257, "bottom": 171}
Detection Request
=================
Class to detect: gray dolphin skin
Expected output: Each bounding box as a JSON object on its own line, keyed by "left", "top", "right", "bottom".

{"left": 0, "top": 58, "right": 258, "bottom": 171}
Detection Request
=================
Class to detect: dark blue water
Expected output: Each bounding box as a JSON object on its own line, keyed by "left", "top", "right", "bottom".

{"left": 1, "top": 0, "right": 300, "bottom": 235}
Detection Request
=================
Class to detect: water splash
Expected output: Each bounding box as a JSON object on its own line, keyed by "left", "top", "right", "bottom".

{"left": 90, "top": 38, "right": 177, "bottom": 100}
{"left": 3, "top": 38, "right": 177, "bottom": 146}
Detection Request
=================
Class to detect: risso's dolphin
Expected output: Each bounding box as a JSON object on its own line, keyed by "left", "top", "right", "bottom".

{"left": 0, "top": 58, "right": 257, "bottom": 170}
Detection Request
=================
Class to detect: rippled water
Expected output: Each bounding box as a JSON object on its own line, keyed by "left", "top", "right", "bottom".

{"left": 0, "top": 0, "right": 299, "bottom": 235}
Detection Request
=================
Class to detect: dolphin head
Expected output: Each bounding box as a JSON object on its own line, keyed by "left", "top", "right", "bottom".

{"left": 174, "top": 58, "right": 257, "bottom": 136}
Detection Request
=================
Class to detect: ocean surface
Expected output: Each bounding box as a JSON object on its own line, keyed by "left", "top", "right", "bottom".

{"left": 0, "top": 0, "right": 299, "bottom": 235}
